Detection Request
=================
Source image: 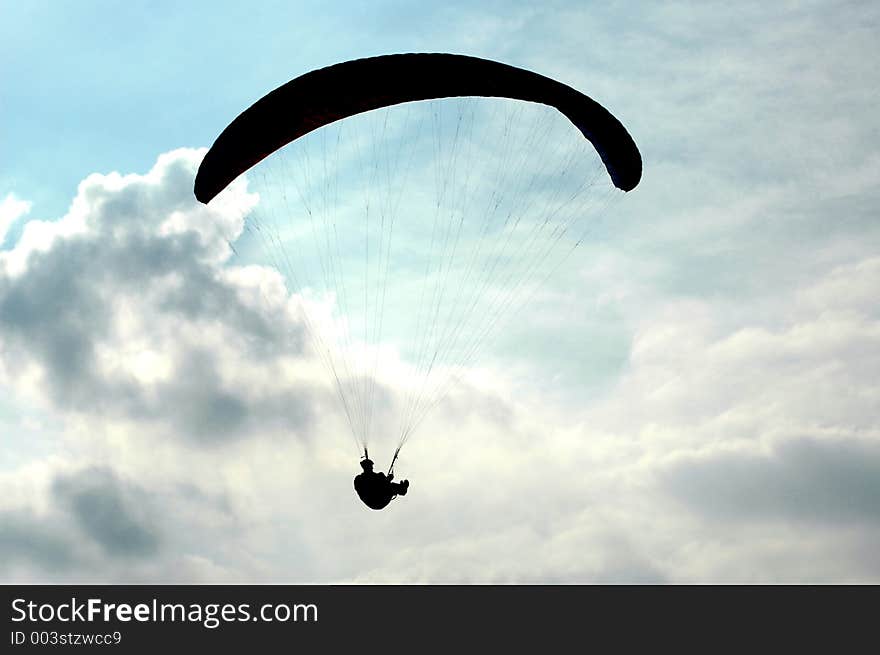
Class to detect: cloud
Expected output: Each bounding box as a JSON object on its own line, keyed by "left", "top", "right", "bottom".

{"left": 663, "top": 437, "right": 880, "bottom": 525}
{"left": 0, "top": 463, "right": 162, "bottom": 578}
{"left": 0, "top": 193, "right": 31, "bottom": 245}
{"left": 52, "top": 467, "right": 161, "bottom": 558}
{"left": 0, "top": 458, "right": 254, "bottom": 582}
{"left": 0, "top": 149, "right": 318, "bottom": 447}
{"left": 0, "top": 512, "right": 78, "bottom": 573}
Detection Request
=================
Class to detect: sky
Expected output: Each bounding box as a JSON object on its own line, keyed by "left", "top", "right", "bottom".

{"left": 1, "top": 0, "right": 879, "bottom": 583}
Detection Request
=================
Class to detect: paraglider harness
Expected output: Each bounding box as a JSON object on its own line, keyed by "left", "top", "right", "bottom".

{"left": 361, "top": 446, "right": 403, "bottom": 501}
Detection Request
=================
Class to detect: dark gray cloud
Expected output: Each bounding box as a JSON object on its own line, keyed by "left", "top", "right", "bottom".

{"left": 663, "top": 437, "right": 880, "bottom": 526}
{"left": 52, "top": 467, "right": 160, "bottom": 558}
{"left": 0, "top": 464, "right": 249, "bottom": 580}
{"left": 0, "top": 237, "right": 111, "bottom": 406}
{"left": 0, "top": 511, "right": 78, "bottom": 572}
{"left": 0, "top": 466, "right": 161, "bottom": 574}
{"left": 150, "top": 347, "right": 314, "bottom": 443}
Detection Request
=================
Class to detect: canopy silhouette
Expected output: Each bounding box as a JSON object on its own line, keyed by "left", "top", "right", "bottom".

{"left": 194, "top": 53, "right": 641, "bottom": 204}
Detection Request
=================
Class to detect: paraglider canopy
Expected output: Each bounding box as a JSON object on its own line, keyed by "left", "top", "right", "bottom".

{"left": 194, "top": 53, "right": 641, "bottom": 204}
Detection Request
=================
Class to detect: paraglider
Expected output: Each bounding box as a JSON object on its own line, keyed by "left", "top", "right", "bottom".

{"left": 354, "top": 450, "right": 409, "bottom": 510}
{"left": 194, "top": 54, "right": 641, "bottom": 509}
